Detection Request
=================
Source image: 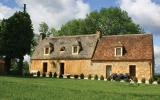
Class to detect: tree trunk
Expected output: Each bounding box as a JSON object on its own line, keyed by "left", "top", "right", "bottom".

{"left": 4, "top": 56, "right": 11, "bottom": 75}
{"left": 18, "top": 56, "right": 24, "bottom": 75}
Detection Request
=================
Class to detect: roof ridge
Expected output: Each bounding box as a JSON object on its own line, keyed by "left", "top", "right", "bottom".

{"left": 102, "top": 33, "right": 152, "bottom": 37}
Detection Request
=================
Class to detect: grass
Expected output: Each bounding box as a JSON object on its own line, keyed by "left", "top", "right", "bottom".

{"left": 0, "top": 76, "right": 160, "bottom": 100}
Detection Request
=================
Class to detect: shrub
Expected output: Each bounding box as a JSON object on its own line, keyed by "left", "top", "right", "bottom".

{"left": 80, "top": 73, "right": 84, "bottom": 79}
{"left": 117, "top": 73, "right": 124, "bottom": 80}
{"left": 107, "top": 76, "right": 111, "bottom": 81}
{"left": 42, "top": 72, "right": 46, "bottom": 77}
{"left": 115, "top": 77, "right": 120, "bottom": 81}
{"left": 149, "top": 78, "right": 154, "bottom": 84}
{"left": 100, "top": 75, "right": 104, "bottom": 80}
{"left": 74, "top": 75, "right": 79, "bottom": 79}
{"left": 124, "top": 78, "right": 130, "bottom": 83}
{"left": 49, "top": 72, "right": 52, "bottom": 78}
{"left": 110, "top": 73, "right": 118, "bottom": 80}
{"left": 37, "top": 71, "right": 40, "bottom": 77}
{"left": 67, "top": 75, "right": 71, "bottom": 79}
{"left": 141, "top": 78, "right": 146, "bottom": 83}
{"left": 30, "top": 73, "right": 33, "bottom": 78}
{"left": 53, "top": 72, "right": 57, "bottom": 78}
{"left": 157, "top": 78, "right": 160, "bottom": 84}
{"left": 94, "top": 74, "right": 98, "bottom": 80}
{"left": 59, "top": 74, "right": 63, "bottom": 78}
{"left": 24, "top": 72, "right": 30, "bottom": 77}
{"left": 88, "top": 74, "right": 92, "bottom": 80}
{"left": 133, "top": 77, "right": 138, "bottom": 83}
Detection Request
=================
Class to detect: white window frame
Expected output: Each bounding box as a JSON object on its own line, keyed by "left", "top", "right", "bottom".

{"left": 72, "top": 46, "right": 79, "bottom": 55}
{"left": 115, "top": 47, "right": 123, "bottom": 56}
{"left": 44, "top": 47, "right": 50, "bottom": 55}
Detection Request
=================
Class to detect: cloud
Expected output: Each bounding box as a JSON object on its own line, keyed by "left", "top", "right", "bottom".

{"left": 119, "top": 0, "right": 160, "bottom": 35}
{"left": 15, "top": 0, "right": 90, "bottom": 33}
{"left": 154, "top": 45, "right": 160, "bottom": 73}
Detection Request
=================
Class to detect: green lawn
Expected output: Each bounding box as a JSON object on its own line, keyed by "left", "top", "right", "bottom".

{"left": 0, "top": 76, "right": 160, "bottom": 100}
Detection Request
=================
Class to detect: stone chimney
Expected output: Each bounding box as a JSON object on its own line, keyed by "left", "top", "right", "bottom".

{"left": 24, "top": 4, "right": 26, "bottom": 13}
{"left": 39, "top": 33, "right": 46, "bottom": 41}
{"left": 96, "top": 30, "right": 102, "bottom": 38}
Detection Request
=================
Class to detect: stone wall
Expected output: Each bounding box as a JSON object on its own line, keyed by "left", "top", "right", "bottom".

{"left": 31, "top": 59, "right": 153, "bottom": 80}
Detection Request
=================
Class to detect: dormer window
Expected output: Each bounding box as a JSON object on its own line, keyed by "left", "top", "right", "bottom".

{"left": 44, "top": 47, "right": 50, "bottom": 55}
{"left": 72, "top": 46, "right": 79, "bottom": 54}
{"left": 60, "top": 47, "right": 65, "bottom": 52}
{"left": 115, "top": 47, "right": 123, "bottom": 56}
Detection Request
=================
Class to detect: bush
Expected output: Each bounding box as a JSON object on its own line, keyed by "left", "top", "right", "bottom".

{"left": 30, "top": 73, "right": 34, "bottom": 78}
{"left": 88, "top": 74, "right": 92, "bottom": 80}
{"left": 94, "top": 74, "right": 98, "bottom": 80}
{"left": 117, "top": 73, "right": 124, "bottom": 80}
{"left": 107, "top": 76, "right": 111, "bottom": 81}
{"left": 59, "top": 74, "right": 63, "bottom": 78}
{"left": 67, "top": 75, "right": 71, "bottom": 79}
{"left": 24, "top": 72, "right": 30, "bottom": 77}
{"left": 141, "top": 78, "right": 146, "bottom": 83}
{"left": 37, "top": 71, "right": 40, "bottom": 77}
{"left": 124, "top": 78, "right": 130, "bottom": 83}
{"left": 53, "top": 72, "right": 57, "bottom": 78}
{"left": 115, "top": 77, "right": 120, "bottom": 81}
{"left": 74, "top": 75, "right": 79, "bottom": 79}
{"left": 149, "top": 78, "right": 154, "bottom": 84}
{"left": 80, "top": 73, "right": 84, "bottom": 79}
{"left": 49, "top": 72, "right": 52, "bottom": 78}
{"left": 157, "top": 78, "right": 160, "bottom": 84}
{"left": 110, "top": 73, "right": 118, "bottom": 80}
{"left": 133, "top": 77, "right": 138, "bottom": 83}
{"left": 42, "top": 72, "right": 46, "bottom": 77}
{"left": 100, "top": 75, "right": 104, "bottom": 80}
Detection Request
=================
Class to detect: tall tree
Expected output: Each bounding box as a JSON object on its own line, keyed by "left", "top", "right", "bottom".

{"left": 0, "top": 11, "right": 34, "bottom": 75}
{"left": 39, "top": 22, "right": 49, "bottom": 34}
{"left": 58, "top": 7, "right": 142, "bottom": 35}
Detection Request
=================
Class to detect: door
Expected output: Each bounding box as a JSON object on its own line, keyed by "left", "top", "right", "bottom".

{"left": 129, "top": 65, "right": 136, "bottom": 78}
{"left": 43, "top": 62, "right": 48, "bottom": 72}
{"left": 60, "top": 63, "right": 64, "bottom": 75}
{"left": 106, "top": 65, "right": 112, "bottom": 78}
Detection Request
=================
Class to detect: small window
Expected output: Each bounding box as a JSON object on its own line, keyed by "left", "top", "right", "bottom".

{"left": 72, "top": 46, "right": 79, "bottom": 54}
{"left": 44, "top": 47, "right": 50, "bottom": 55}
{"left": 60, "top": 47, "right": 65, "bottom": 52}
{"left": 115, "top": 47, "right": 123, "bottom": 56}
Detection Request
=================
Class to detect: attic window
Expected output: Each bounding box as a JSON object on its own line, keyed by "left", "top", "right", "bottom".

{"left": 60, "top": 47, "right": 65, "bottom": 52}
{"left": 115, "top": 47, "right": 123, "bottom": 56}
{"left": 44, "top": 47, "right": 50, "bottom": 55}
{"left": 72, "top": 46, "right": 79, "bottom": 54}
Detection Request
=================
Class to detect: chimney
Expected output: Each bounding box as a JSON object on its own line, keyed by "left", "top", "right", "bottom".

{"left": 96, "top": 30, "right": 102, "bottom": 38}
{"left": 24, "top": 4, "right": 26, "bottom": 13}
{"left": 39, "top": 33, "right": 46, "bottom": 41}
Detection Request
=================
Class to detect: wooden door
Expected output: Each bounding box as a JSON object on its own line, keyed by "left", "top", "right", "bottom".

{"left": 106, "top": 65, "right": 112, "bottom": 78}
{"left": 129, "top": 65, "right": 136, "bottom": 78}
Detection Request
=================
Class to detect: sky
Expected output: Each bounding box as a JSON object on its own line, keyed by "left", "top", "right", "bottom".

{"left": 0, "top": 0, "right": 160, "bottom": 73}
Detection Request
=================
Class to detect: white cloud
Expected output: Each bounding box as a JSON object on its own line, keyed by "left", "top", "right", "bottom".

{"left": 154, "top": 45, "right": 160, "bottom": 73}
{"left": 119, "top": 0, "right": 160, "bottom": 35}
{"left": 15, "top": 0, "right": 90, "bottom": 33}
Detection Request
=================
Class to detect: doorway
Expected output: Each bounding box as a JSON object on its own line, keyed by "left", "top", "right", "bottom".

{"left": 60, "top": 63, "right": 64, "bottom": 75}
{"left": 43, "top": 62, "right": 48, "bottom": 73}
{"left": 129, "top": 65, "right": 136, "bottom": 78}
{"left": 106, "top": 65, "right": 112, "bottom": 78}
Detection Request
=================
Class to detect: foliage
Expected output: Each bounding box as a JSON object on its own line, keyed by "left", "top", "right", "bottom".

{"left": 39, "top": 22, "right": 49, "bottom": 34}
{"left": 88, "top": 74, "right": 92, "bottom": 80}
{"left": 149, "top": 78, "right": 154, "bottom": 84}
{"left": 133, "top": 77, "right": 138, "bottom": 83}
{"left": 94, "top": 74, "right": 98, "bottom": 80}
{"left": 107, "top": 76, "right": 111, "bottom": 81}
{"left": 80, "top": 73, "right": 84, "bottom": 79}
{"left": 141, "top": 78, "right": 146, "bottom": 83}
{"left": 74, "top": 75, "right": 79, "bottom": 79}
{"left": 49, "top": 72, "right": 52, "bottom": 78}
{"left": 53, "top": 72, "right": 57, "bottom": 78}
{"left": 58, "top": 7, "right": 142, "bottom": 36}
{"left": 100, "top": 75, "right": 104, "bottom": 80}
{"left": 37, "top": 71, "right": 40, "bottom": 77}
{"left": 42, "top": 72, "right": 46, "bottom": 77}
{"left": 59, "top": 74, "right": 63, "bottom": 78}
{"left": 67, "top": 75, "right": 71, "bottom": 79}
{"left": 157, "top": 78, "right": 160, "bottom": 84}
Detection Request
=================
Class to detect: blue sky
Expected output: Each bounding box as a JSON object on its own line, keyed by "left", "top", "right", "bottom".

{"left": 0, "top": 0, "right": 160, "bottom": 72}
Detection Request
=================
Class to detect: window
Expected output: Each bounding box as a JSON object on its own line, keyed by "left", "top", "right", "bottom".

{"left": 72, "top": 46, "right": 79, "bottom": 54}
{"left": 44, "top": 47, "right": 50, "bottom": 55}
{"left": 60, "top": 47, "right": 65, "bottom": 52}
{"left": 115, "top": 47, "right": 123, "bottom": 56}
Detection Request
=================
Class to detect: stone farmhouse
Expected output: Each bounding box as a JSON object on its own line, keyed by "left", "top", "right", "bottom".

{"left": 30, "top": 32, "right": 154, "bottom": 80}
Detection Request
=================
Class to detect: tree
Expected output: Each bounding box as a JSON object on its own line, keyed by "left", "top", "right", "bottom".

{"left": 48, "top": 27, "right": 58, "bottom": 36}
{"left": 0, "top": 11, "right": 34, "bottom": 75}
{"left": 58, "top": 7, "right": 142, "bottom": 35}
{"left": 39, "top": 22, "right": 49, "bottom": 34}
